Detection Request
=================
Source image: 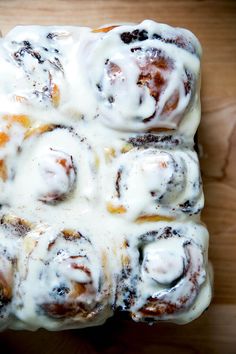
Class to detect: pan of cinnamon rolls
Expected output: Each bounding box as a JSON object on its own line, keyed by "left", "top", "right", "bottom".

{"left": 0, "top": 20, "right": 212, "bottom": 331}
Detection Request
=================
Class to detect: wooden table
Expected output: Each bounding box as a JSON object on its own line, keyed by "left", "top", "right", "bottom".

{"left": 0, "top": 1, "right": 236, "bottom": 353}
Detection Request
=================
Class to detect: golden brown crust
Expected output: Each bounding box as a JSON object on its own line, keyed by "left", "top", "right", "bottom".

{"left": 92, "top": 25, "right": 120, "bottom": 33}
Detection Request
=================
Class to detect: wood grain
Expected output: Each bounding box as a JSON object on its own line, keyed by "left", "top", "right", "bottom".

{"left": 1, "top": 305, "right": 236, "bottom": 354}
{"left": 0, "top": 0, "right": 236, "bottom": 353}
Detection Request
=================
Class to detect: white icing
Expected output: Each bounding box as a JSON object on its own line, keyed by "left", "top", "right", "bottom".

{"left": 115, "top": 222, "right": 210, "bottom": 323}
{"left": 35, "top": 149, "right": 76, "bottom": 203}
{"left": 0, "top": 20, "right": 211, "bottom": 330}
{"left": 11, "top": 225, "right": 112, "bottom": 330}
{"left": 86, "top": 41, "right": 196, "bottom": 131}
{"left": 142, "top": 244, "right": 185, "bottom": 285}
{"left": 104, "top": 148, "right": 203, "bottom": 220}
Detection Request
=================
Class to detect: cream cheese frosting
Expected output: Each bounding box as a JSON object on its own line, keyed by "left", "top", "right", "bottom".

{"left": 0, "top": 20, "right": 212, "bottom": 331}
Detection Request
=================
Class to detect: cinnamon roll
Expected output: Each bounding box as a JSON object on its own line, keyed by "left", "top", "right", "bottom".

{"left": 117, "top": 223, "right": 211, "bottom": 324}
{"left": 3, "top": 125, "right": 99, "bottom": 225}
{"left": 85, "top": 20, "right": 201, "bottom": 133}
{"left": 0, "top": 214, "right": 30, "bottom": 329}
{"left": 13, "top": 225, "right": 112, "bottom": 330}
{"left": 0, "top": 114, "right": 31, "bottom": 207}
{"left": 105, "top": 147, "right": 203, "bottom": 221}
{"left": 0, "top": 26, "right": 78, "bottom": 112}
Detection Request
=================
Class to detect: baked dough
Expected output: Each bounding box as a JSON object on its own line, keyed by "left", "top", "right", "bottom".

{"left": 0, "top": 20, "right": 212, "bottom": 331}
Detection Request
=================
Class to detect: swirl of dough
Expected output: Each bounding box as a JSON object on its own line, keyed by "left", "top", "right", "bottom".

{"left": 37, "top": 148, "right": 76, "bottom": 203}
{"left": 132, "top": 227, "right": 206, "bottom": 321}
{"left": 105, "top": 148, "right": 203, "bottom": 220}
{"left": 86, "top": 20, "right": 200, "bottom": 131}
{"left": 0, "top": 26, "right": 76, "bottom": 110}
{"left": 0, "top": 215, "right": 29, "bottom": 330}
{"left": 14, "top": 225, "right": 112, "bottom": 330}
{"left": 6, "top": 125, "right": 98, "bottom": 221}
{"left": 0, "top": 114, "right": 31, "bottom": 209}
{"left": 117, "top": 224, "right": 209, "bottom": 323}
